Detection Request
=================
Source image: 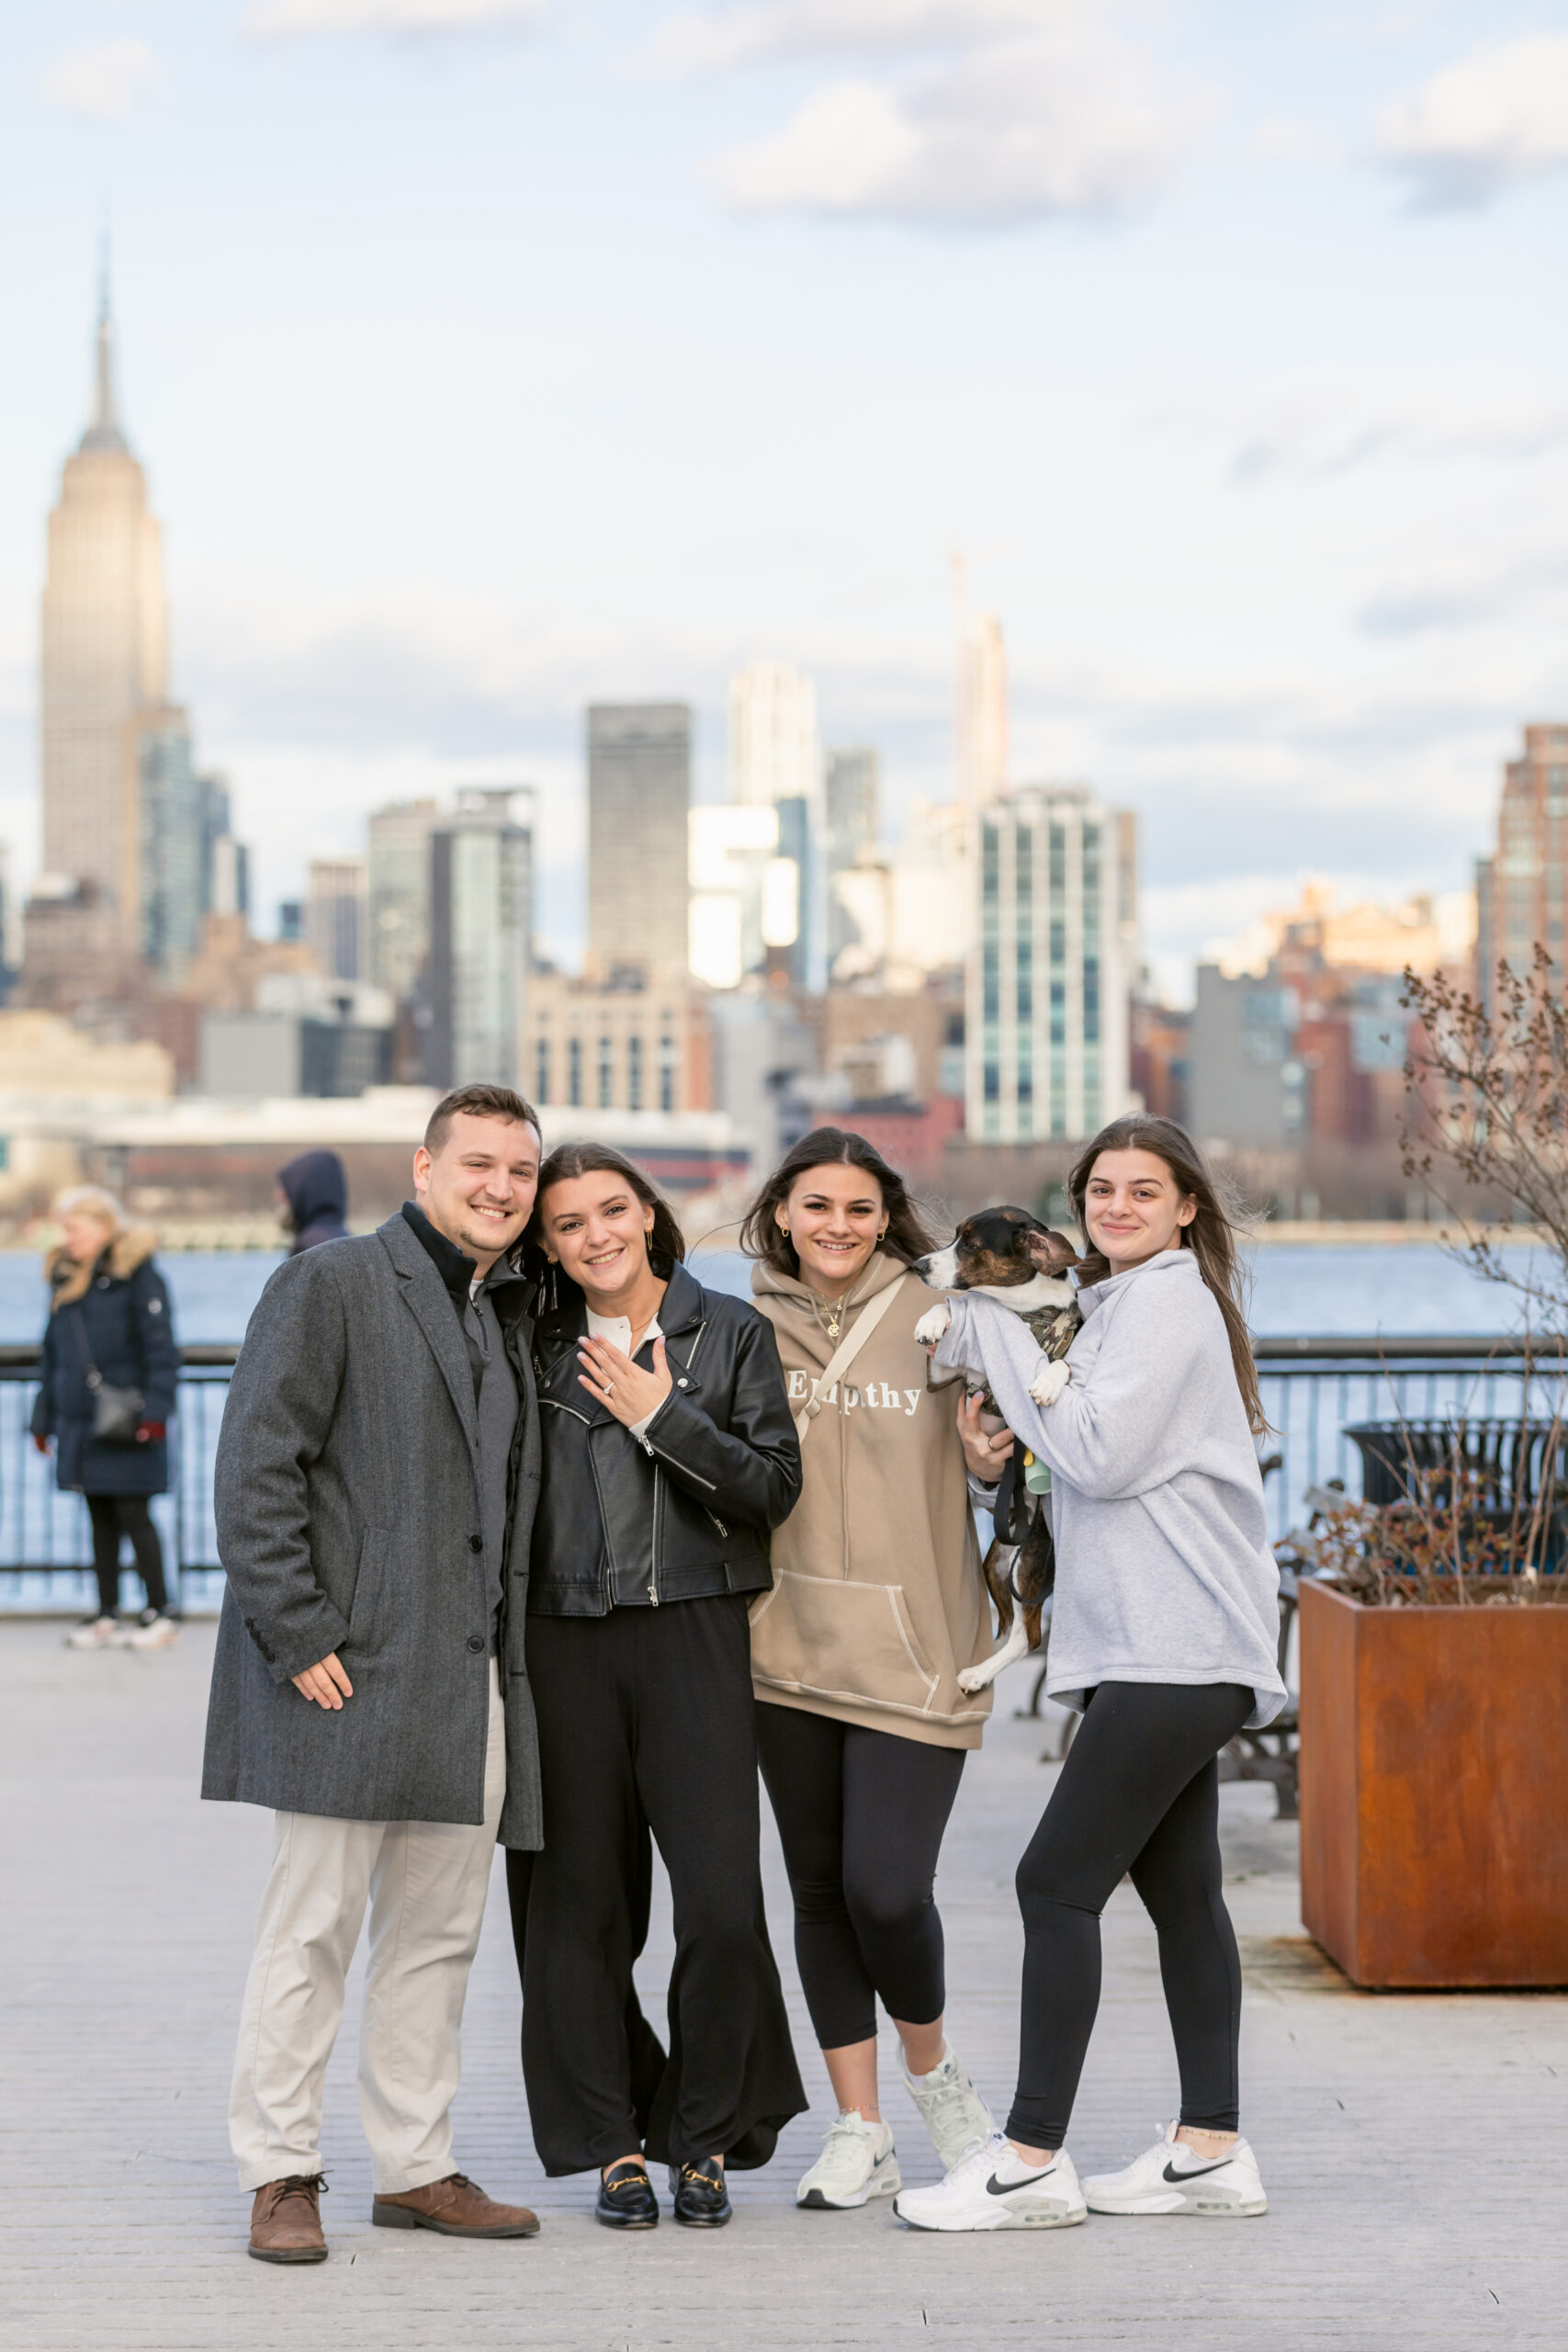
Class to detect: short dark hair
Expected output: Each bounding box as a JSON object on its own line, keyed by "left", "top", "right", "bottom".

{"left": 423, "top": 1084, "right": 542, "bottom": 1158}
{"left": 739, "top": 1125, "right": 941, "bottom": 1278}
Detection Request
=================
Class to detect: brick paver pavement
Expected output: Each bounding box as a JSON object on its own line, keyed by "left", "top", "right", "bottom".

{"left": 2, "top": 1620, "right": 1563, "bottom": 2349}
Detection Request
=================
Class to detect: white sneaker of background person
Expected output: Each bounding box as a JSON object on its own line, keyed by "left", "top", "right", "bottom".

{"left": 899, "top": 2044, "right": 994, "bottom": 2172}
{"left": 796, "top": 2110, "right": 902, "bottom": 2210}
{"left": 893, "top": 2132, "right": 1086, "bottom": 2232}
{"left": 65, "top": 1616, "right": 117, "bottom": 1651}
{"left": 121, "top": 1611, "right": 180, "bottom": 1652}
{"left": 1083, "top": 2120, "right": 1268, "bottom": 2218}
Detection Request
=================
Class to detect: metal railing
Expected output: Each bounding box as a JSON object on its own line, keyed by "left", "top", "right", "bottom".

{"left": 0, "top": 1344, "right": 238, "bottom": 1615}
{"left": 1254, "top": 1335, "right": 1568, "bottom": 1543}
{"left": 2, "top": 1336, "right": 1563, "bottom": 1610}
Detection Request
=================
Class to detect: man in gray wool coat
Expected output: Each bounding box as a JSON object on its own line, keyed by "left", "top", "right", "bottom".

{"left": 204, "top": 1084, "right": 546, "bottom": 2264}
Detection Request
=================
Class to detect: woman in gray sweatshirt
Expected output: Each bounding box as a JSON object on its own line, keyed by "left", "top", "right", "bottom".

{"left": 894, "top": 1116, "right": 1282, "bottom": 2233}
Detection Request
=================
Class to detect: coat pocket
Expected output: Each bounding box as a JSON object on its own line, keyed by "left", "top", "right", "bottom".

{"left": 345, "top": 1526, "right": 389, "bottom": 1650}
{"left": 750, "top": 1570, "right": 941, "bottom": 1713}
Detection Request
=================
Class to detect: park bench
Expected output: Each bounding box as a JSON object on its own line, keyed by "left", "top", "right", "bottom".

{"left": 1343, "top": 1418, "right": 1568, "bottom": 1576}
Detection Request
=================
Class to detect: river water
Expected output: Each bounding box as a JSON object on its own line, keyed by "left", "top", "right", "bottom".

{"left": 0, "top": 1240, "right": 1543, "bottom": 1345}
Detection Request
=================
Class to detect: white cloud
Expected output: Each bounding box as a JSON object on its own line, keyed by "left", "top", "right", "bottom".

{"left": 43, "top": 38, "right": 160, "bottom": 120}
{"left": 650, "top": 0, "right": 1065, "bottom": 75}
{"left": 1378, "top": 33, "right": 1568, "bottom": 207}
{"left": 1249, "top": 115, "right": 1337, "bottom": 167}
{"left": 713, "top": 12, "right": 1210, "bottom": 225}
{"left": 248, "top": 0, "right": 547, "bottom": 37}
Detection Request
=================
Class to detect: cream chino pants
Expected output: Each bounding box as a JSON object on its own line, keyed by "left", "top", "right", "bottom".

{"left": 230, "top": 1661, "right": 505, "bottom": 2195}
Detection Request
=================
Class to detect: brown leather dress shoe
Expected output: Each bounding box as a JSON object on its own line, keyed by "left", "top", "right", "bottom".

{"left": 372, "top": 2172, "right": 540, "bottom": 2238}
{"left": 249, "top": 2174, "right": 329, "bottom": 2264}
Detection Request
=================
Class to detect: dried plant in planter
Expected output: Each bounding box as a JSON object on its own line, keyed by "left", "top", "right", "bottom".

{"left": 1301, "top": 1440, "right": 1567, "bottom": 1608}
{"left": 1400, "top": 945, "right": 1568, "bottom": 1331}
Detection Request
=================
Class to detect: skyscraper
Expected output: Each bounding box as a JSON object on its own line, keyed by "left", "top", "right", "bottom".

{"left": 728, "top": 662, "right": 820, "bottom": 808}
{"left": 1475, "top": 722, "right": 1568, "bottom": 1007}
{"left": 39, "top": 265, "right": 169, "bottom": 945}
{"left": 587, "top": 705, "right": 690, "bottom": 983}
{"left": 966, "top": 787, "right": 1135, "bottom": 1144}
{"left": 727, "top": 664, "right": 823, "bottom": 989}
{"left": 367, "top": 798, "right": 441, "bottom": 1003}
{"left": 135, "top": 706, "right": 202, "bottom": 976}
{"left": 956, "top": 611, "right": 1008, "bottom": 806}
{"left": 825, "top": 746, "right": 878, "bottom": 969}
{"left": 306, "top": 858, "right": 367, "bottom": 984}
{"left": 425, "top": 789, "right": 533, "bottom": 1088}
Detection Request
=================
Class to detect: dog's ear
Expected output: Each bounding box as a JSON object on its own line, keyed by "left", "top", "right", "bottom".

{"left": 1025, "top": 1227, "right": 1079, "bottom": 1274}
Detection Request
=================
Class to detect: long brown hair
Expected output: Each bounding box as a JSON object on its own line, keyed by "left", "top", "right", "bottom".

{"left": 739, "top": 1125, "right": 940, "bottom": 1279}
{"left": 1068, "top": 1114, "right": 1266, "bottom": 1435}
{"left": 531, "top": 1141, "right": 687, "bottom": 1303}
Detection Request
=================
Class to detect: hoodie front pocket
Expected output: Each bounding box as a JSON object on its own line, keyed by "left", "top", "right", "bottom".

{"left": 750, "top": 1570, "right": 941, "bottom": 1713}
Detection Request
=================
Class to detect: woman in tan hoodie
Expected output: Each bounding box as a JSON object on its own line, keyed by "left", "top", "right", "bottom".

{"left": 744, "top": 1127, "right": 999, "bottom": 2212}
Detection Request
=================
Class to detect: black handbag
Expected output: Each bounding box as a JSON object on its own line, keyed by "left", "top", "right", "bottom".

{"left": 73, "top": 1319, "right": 143, "bottom": 1443}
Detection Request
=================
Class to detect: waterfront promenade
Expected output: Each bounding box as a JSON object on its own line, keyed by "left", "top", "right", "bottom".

{"left": 3, "top": 1619, "right": 1563, "bottom": 2351}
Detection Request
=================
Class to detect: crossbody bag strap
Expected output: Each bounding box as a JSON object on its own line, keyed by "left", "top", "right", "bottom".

{"left": 795, "top": 1273, "right": 907, "bottom": 1442}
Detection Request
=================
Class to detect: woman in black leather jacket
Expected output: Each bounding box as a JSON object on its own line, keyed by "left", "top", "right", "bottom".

{"left": 510, "top": 1142, "right": 806, "bottom": 2232}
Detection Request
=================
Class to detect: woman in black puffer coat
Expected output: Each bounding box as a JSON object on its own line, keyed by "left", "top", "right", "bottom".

{"left": 32, "top": 1187, "right": 180, "bottom": 1651}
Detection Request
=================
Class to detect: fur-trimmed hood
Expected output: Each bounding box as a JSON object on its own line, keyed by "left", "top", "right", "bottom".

{"left": 46, "top": 1225, "right": 160, "bottom": 1306}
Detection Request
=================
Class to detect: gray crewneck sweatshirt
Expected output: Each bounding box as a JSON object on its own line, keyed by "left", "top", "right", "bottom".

{"left": 934, "top": 1250, "right": 1286, "bottom": 1729}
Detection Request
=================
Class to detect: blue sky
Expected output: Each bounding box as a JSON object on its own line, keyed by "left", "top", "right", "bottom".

{"left": 3, "top": 0, "right": 1567, "bottom": 990}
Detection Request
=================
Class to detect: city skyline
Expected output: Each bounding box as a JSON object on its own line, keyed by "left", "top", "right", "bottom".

{"left": 3, "top": 2, "right": 1567, "bottom": 998}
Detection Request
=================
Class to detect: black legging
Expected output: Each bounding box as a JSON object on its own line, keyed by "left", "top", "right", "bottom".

{"left": 1008, "top": 1680, "right": 1254, "bottom": 2151}
{"left": 86, "top": 1496, "right": 167, "bottom": 1619}
{"left": 754, "top": 1702, "right": 965, "bottom": 2051}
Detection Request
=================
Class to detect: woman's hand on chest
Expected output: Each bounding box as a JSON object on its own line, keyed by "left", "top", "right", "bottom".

{"left": 577, "top": 1332, "right": 674, "bottom": 1430}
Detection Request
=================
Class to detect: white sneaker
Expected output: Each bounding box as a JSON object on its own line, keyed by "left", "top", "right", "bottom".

{"left": 1083, "top": 2121, "right": 1268, "bottom": 2217}
{"left": 65, "top": 1616, "right": 117, "bottom": 1651}
{"left": 893, "top": 2132, "right": 1086, "bottom": 2232}
{"left": 123, "top": 1612, "right": 180, "bottom": 1651}
{"left": 899, "top": 2044, "right": 995, "bottom": 2172}
{"left": 795, "top": 2111, "right": 901, "bottom": 2209}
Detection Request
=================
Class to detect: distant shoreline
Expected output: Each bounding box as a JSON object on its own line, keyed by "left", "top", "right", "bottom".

{"left": 0, "top": 1219, "right": 1545, "bottom": 1256}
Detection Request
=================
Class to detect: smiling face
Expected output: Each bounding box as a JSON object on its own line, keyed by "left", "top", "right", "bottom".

{"left": 1082, "top": 1148, "right": 1196, "bottom": 1274}
{"left": 412, "top": 1111, "right": 541, "bottom": 1274}
{"left": 537, "top": 1170, "right": 657, "bottom": 1310}
{"left": 778, "top": 1161, "right": 887, "bottom": 1298}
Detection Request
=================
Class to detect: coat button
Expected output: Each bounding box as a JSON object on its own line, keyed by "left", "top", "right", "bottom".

{"left": 467, "top": 1635, "right": 485, "bottom": 1654}
{"left": 469, "top": 1532, "right": 484, "bottom": 1553}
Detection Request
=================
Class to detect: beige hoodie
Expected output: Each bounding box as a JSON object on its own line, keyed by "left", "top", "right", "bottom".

{"left": 749, "top": 1250, "right": 994, "bottom": 1749}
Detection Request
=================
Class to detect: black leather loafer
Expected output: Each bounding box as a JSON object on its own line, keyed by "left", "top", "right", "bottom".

{"left": 597, "top": 2161, "right": 659, "bottom": 2229}
{"left": 669, "top": 2158, "right": 731, "bottom": 2227}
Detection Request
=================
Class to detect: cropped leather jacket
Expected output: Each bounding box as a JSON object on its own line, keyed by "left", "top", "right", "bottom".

{"left": 527, "top": 1261, "right": 802, "bottom": 1617}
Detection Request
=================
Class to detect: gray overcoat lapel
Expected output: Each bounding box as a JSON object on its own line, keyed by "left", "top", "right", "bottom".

{"left": 378, "top": 1216, "right": 479, "bottom": 1460}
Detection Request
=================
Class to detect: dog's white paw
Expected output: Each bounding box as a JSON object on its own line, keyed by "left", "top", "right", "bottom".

{"left": 913, "top": 1303, "right": 952, "bottom": 1347}
{"left": 959, "top": 1619, "right": 1030, "bottom": 1693}
{"left": 1029, "top": 1359, "right": 1071, "bottom": 1408}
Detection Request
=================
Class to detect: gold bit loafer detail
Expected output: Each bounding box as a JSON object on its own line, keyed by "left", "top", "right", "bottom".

{"left": 249, "top": 2174, "right": 328, "bottom": 2264}
{"left": 669, "top": 2157, "right": 731, "bottom": 2227}
{"left": 371, "top": 2172, "right": 540, "bottom": 2237}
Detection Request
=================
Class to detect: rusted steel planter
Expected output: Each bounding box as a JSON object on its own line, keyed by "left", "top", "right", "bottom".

{"left": 1299, "top": 1577, "right": 1568, "bottom": 1988}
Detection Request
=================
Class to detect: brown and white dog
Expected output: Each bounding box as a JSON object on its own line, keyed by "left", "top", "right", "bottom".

{"left": 911, "top": 1207, "right": 1082, "bottom": 1694}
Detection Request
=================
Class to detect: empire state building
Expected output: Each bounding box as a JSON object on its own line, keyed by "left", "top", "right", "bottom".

{"left": 39, "top": 271, "right": 169, "bottom": 949}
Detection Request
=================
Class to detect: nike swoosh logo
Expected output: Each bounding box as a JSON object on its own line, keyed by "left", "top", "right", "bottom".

{"left": 1163, "top": 2159, "right": 1232, "bottom": 2183}
{"left": 987, "top": 2168, "right": 1055, "bottom": 2196}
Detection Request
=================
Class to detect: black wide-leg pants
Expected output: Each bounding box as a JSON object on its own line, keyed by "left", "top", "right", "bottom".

{"left": 517, "top": 1594, "right": 807, "bottom": 2177}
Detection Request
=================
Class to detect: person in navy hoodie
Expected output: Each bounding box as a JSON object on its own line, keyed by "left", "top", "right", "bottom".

{"left": 34, "top": 1186, "right": 180, "bottom": 1652}
{"left": 276, "top": 1150, "right": 350, "bottom": 1255}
